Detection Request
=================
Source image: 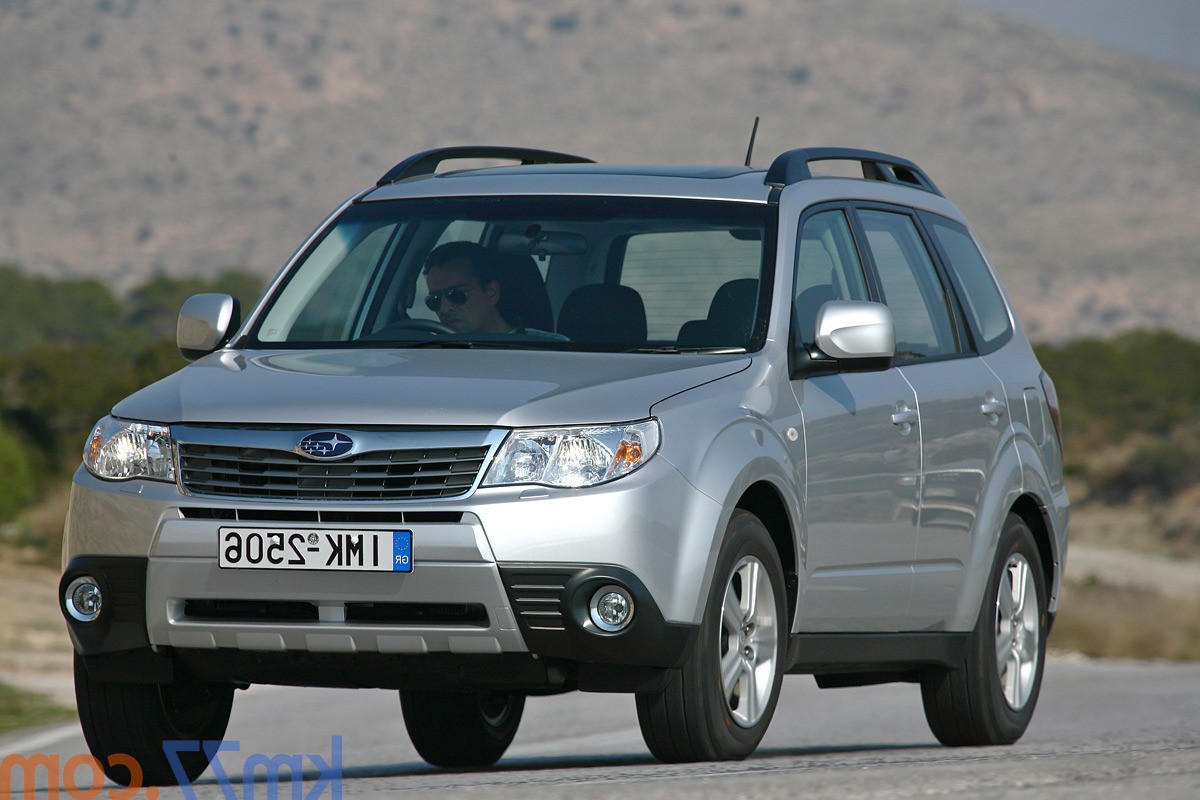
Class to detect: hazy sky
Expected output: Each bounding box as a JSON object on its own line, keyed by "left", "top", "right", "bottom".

{"left": 962, "top": 0, "right": 1200, "bottom": 72}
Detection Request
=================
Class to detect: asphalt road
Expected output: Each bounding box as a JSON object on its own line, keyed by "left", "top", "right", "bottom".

{"left": 6, "top": 655, "right": 1200, "bottom": 799}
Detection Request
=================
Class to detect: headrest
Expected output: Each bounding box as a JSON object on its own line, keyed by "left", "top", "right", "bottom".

{"left": 491, "top": 252, "right": 553, "bottom": 332}
{"left": 558, "top": 284, "right": 647, "bottom": 345}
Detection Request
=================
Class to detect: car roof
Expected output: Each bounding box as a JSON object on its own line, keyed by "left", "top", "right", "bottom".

{"left": 365, "top": 163, "right": 776, "bottom": 204}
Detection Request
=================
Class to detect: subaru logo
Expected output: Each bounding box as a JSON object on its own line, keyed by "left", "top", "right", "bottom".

{"left": 296, "top": 432, "right": 355, "bottom": 460}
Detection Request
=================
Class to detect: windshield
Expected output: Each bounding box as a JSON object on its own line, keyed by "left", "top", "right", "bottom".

{"left": 250, "top": 196, "right": 773, "bottom": 353}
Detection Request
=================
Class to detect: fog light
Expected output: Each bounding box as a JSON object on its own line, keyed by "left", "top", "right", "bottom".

{"left": 589, "top": 585, "right": 634, "bottom": 632}
{"left": 65, "top": 576, "right": 102, "bottom": 623}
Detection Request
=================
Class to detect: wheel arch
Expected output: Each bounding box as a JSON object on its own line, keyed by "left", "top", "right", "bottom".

{"left": 1009, "top": 492, "right": 1058, "bottom": 619}
{"left": 735, "top": 480, "right": 798, "bottom": 625}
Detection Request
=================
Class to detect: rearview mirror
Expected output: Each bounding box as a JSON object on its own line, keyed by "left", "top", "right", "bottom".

{"left": 178, "top": 293, "right": 240, "bottom": 361}
{"left": 496, "top": 230, "right": 588, "bottom": 256}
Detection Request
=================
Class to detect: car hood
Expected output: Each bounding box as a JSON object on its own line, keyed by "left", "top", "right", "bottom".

{"left": 112, "top": 348, "right": 751, "bottom": 428}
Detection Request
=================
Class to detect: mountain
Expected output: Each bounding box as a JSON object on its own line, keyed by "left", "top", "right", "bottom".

{"left": 2, "top": 0, "right": 1198, "bottom": 341}
{"left": 961, "top": 0, "right": 1200, "bottom": 73}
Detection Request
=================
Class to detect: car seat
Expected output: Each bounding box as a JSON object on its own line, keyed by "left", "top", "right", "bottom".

{"left": 557, "top": 284, "right": 648, "bottom": 346}
{"left": 676, "top": 278, "right": 759, "bottom": 347}
{"left": 492, "top": 253, "right": 554, "bottom": 333}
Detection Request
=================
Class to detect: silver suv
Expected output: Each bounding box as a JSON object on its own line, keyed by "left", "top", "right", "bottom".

{"left": 61, "top": 146, "right": 1068, "bottom": 783}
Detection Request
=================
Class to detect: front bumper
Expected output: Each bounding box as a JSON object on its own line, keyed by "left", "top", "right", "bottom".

{"left": 61, "top": 459, "right": 716, "bottom": 688}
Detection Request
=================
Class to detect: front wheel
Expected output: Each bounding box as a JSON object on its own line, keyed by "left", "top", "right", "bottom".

{"left": 399, "top": 689, "right": 525, "bottom": 768}
{"left": 74, "top": 654, "right": 235, "bottom": 786}
{"left": 920, "top": 513, "right": 1048, "bottom": 746}
{"left": 636, "top": 510, "right": 786, "bottom": 762}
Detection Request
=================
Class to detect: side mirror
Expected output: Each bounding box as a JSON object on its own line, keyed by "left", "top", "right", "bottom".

{"left": 177, "top": 293, "right": 240, "bottom": 361}
{"left": 814, "top": 300, "right": 895, "bottom": 360}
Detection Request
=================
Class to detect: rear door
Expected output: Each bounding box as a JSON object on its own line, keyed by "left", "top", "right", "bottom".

{"left": 854, "top": 207, "right": 1008, "bottom": 629}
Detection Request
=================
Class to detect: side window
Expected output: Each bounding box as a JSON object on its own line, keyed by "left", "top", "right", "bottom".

{"left": 260, "top": 222, "right": 397, "bottom": 342}
{"left": 858, "top": 209, "right": 958, "bottom": 361}
{"left": 923, "top": 215, "right": 1012, "bottom": 352}
{"left": 794, "top": 209, "right": 869, "bottom": 345}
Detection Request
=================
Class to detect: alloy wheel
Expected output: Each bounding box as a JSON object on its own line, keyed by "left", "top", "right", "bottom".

{"left": 720, "top": 555, "right": 779, "bottom": 728}
{"left": 995, "top": 553, "right": 1040, "bottom": 710}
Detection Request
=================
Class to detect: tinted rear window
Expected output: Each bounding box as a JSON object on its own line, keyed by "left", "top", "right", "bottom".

{"left": 923, "top": 215, "right": 1012, "bottom": 352}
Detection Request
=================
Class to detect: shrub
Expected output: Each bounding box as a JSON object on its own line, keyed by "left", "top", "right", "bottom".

{"left": 0, "top": 424, "right": 35, "bottom": 521}
{"left": 1087, "top": 424, "right": 1200, "bottom": 504}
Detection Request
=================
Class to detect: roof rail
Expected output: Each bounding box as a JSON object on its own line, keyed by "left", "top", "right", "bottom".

{"left": 377, "top": 146, "right": 594, "bottom": 186}
{"left": 764, "top": 147, "right": 942, "bottom": 196}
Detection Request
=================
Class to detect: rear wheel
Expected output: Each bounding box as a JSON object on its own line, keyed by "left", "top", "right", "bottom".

{"left": 636, "top": 510, "right": 786, "bottom": 762}
{"left": 921, "top": 513, "right": 1048, "bottom": 746}
{"left": 74, "top": 654, "right": 235, "bottom": 786}
{"left": 399, "top": 689, "right": 525, "bottom": 768}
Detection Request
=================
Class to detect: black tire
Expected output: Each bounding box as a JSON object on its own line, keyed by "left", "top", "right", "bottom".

{"left": 636, "top": 510, "right": 787, "bottom": 762}
{"left": 399, "top": 689, "right": 525, "bottom": 768}
{"left": 921, "top": 513, "right": 1048, "bottom": 746}
{"left": 74, "top": 653, "right": 235, "bottom": 786}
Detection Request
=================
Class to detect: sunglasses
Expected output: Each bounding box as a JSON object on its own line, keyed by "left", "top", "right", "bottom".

{"left": 424, "top": 284, "right": 472, "bottom": 311}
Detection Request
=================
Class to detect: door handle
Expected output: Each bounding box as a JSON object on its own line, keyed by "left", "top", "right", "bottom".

{"left": 980, "top": 394, "right": 1006, "bottom": 422}
{"left": 891, "top": 401, "right": 918, "bottom": 435}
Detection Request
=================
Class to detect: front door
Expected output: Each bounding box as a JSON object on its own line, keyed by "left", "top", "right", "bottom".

{"left": 795, "top": 371, "right": 921, "bottom": 631}
{"left": 788, "top": 207, "right": 920, "bottom": 631}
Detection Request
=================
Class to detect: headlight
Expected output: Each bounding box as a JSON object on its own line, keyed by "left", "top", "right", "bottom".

{"left": 484, "top": 419, "right": 660, "bottom": 488}
{"left": 83, "top": 417, "right": 175, "bottom": 482}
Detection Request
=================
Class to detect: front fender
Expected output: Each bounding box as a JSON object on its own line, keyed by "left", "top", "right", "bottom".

{"left": 654, "top": 402, "right": 803, "bottom": 625}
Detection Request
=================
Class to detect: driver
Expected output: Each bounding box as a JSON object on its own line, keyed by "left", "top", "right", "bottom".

{"left": 423, "top": 242, "right": 511, "bottom": 334}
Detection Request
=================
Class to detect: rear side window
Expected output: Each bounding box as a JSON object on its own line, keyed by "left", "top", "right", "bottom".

{"left": 923, "top": 215, "right": 1012, "bottom": 352}
{"left": 858, "top": 209, "right": 958, "bottom": 361}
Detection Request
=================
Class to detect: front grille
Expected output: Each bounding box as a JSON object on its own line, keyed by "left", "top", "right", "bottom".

{"left": 184, "top": 599, "right": 319, "bottom": 622}
{"left": 180, "top": 508, "right": 463, "bottom": 525}
{"left": 178, "top": 444, "right": 489, "bottom": 501}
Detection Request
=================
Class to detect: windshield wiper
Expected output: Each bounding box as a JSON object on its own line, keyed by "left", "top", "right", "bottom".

{"left": 362, "top": 338, "right": 559, "bottom": 350}
{"left": 627, "top": 345, "right": 748, "bottom": 354}
{"left": 358, "top": 338, "right": 477, "bottom": 348}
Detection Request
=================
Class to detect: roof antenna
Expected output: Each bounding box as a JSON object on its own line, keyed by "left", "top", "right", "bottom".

{"left": 744, "top": 116, "right": 760, "bottom": 168}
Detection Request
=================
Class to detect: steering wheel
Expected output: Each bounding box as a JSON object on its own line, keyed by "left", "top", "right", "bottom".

{"left": 370, "top": 318, "right": 457, "bottom": 337}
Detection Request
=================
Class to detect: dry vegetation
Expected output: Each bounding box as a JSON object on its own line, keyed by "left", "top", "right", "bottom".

{"left": 0, "top": 537, "right": 76, "bottom": 711}
{"left": 1052, "top": 577, "right": 1200, "bottom": 662}
{"left": 1068, "top": 492, "right": 1200, "bottom": 561}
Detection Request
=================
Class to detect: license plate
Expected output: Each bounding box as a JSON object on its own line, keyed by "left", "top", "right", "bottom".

{"left": 218, "top": 528, "right": 413, "bottom": 572}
